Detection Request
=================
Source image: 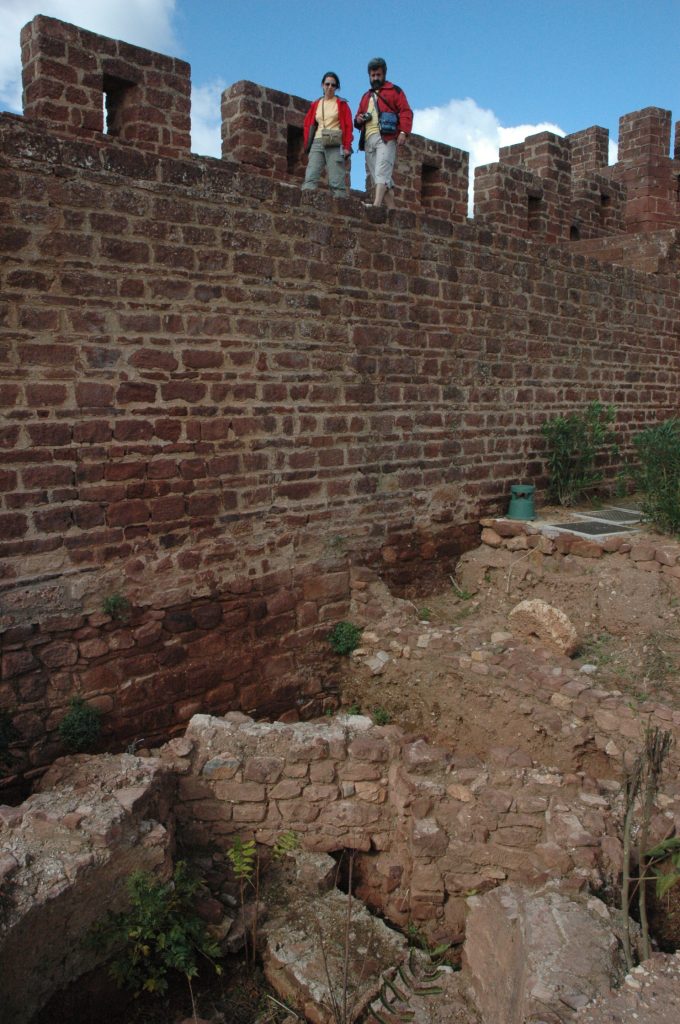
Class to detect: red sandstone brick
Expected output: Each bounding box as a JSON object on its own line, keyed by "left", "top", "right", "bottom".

{"left": 186, "top": 493, "right": 219, "bottom": 516}
{"left": 27, "top": 423, "right": 72, "bottom": 446}
{"left": 75, "top": 382, "right": 114, "bottom": 408}
{"left": 302, "top": 572, "right": 349, "bottom": 602}
{"left": 73, "top": 421, "right": 112, "bottom": 444}
{"left": 33, "top": 507, "right": 72, "bottom": 533}
{"left": 100, "top": 238, "right": 150, "bottom": 263}
{"left": 128, "top": 349, "right": 179, "bottom": 374}
{"left": 0, "top": 513, "right": 28, "bottom": 540}
{"left": 2, "top": 649, "right": 39, "bottom": 679}
{"left": 23, "top": 465, "right": 73, "bottom": 488}
{"left": 181, "top": 349, "right": 223, "bottom": 369}
{"left": 25, "top": 384, "right": 68, "bottom": 407}
{"left": 161, "top": 381, "right": 206, "bottom": 403}
{"left": 106, "top": 499, "right": 150, "bottom": 527}
{"left": 150, "top": 495, "right": 185, "bottom": 521}
{"left": 38, "top": 641, "right": 78, "bottom": 668}
{"left": 116, "top": 381, "right": 157, "bottom": 404}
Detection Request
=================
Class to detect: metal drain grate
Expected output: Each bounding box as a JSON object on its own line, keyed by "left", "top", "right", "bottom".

{"left": 573, "top": 507, "right": 642, "bottom": 525}
{"left": 605, "top": 501, "right": 643, "bottom": 513}
{"left": 548, "top": 520, "right": 637, "bottom": 538}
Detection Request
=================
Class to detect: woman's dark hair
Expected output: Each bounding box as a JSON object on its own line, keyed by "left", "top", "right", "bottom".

{"left": 321, "top": 71, "right": 340, "bottom": 88}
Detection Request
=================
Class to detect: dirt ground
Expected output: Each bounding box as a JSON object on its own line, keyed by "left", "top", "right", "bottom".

{"left": 340, "top": 509, "right": 680, "bottom": 774}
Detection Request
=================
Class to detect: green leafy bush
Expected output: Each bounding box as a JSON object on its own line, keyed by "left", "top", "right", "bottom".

{"left": 103, "top": 593, "right": 131, "bottom": 621}
{"left": 372, "top": 706, "right": 391, "bottom": 726}
{"left": 541, "top": 401, "right": 619, "bottom": 506}
{"left": 630, "top": 418, "right": 680, "bottom": 534}
{"left": 58, "top": 696, "right": 102, "bottom": 752}
{"left": 327, "top": 621, "right": 362, "bottom": 656}
{"left": 90, "top": 861, "right": 220, "bottom": 996}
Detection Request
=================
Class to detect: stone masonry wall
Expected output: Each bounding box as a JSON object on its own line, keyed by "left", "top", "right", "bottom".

{"left": 1, "top": 16, "right": 680, "bottom": 781}
{"left": 172, "top": 711, "right": 680, "bottom": 945}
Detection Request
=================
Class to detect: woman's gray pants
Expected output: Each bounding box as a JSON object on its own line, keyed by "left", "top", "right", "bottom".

{"left": 302, "top": 139, "right": 348, "bottom": 196}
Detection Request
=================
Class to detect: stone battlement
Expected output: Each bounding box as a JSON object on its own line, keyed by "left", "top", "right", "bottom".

{"left": 15, "top": 16, "right": 680, "bottom": 244}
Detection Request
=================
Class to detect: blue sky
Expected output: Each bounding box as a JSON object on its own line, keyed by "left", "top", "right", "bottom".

{"left": 2, "top": 0, "right": 679, "bottom": 194}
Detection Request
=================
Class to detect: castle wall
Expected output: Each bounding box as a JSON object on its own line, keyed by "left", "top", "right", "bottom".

{"left": 1, "top": 17, "right": 680, "bottom": 783}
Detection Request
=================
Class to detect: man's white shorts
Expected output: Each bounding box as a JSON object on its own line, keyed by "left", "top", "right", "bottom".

{"left": 365, "top": 133, "right": 397, "bottom": 188}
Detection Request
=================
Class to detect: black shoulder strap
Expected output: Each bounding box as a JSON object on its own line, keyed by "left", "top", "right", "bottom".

{"left": 374, "top": 88, "right": 397, "bottom": 114}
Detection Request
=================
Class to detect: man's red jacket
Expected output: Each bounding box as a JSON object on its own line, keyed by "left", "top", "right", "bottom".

{"left": 354, "top": 81, "right": 413, "bottom": 150}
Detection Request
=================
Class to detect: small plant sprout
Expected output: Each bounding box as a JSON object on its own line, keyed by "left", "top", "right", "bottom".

{"left": 272, "top": 829, "right": 299, "bottom": 860}
{"left": 418, "top": 606, "right": 431, "bottom": 622}
{"left": 346, "top": 703, "right": 361, "bottom": 716}
{"left": 226, "top": 836, "right": 259, "bottom": 965}
{"left": 102, "top": 593, "right": 131, "bottom": 622}
{"left": 372, "top": 707, "right": 391, "bottom": 726}
{"left": 58, "top": 696, "right": 102, "bottom": 753}
{"left": 328, "top": 621, "right": 362, "bottom": 656}
{"left": 449, "top": 575, "right": 473, "bottom": 601}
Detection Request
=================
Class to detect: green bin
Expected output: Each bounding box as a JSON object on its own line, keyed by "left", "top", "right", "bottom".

{"left": 507, "top": 484, "right": 536, "bottom": 520}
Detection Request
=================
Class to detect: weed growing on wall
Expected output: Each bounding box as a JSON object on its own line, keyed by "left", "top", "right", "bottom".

{"left": 226, "top": 837, "right": 259, "bottom": 965}
{"left": 90, "top": 861, "right": 221, "bottom": 1000}
{"left": 372, "top": 707, "right": 391, "bottom": 726}
{"left": 103, "top": 593, "right": 132, "bottom": 621}
{"left": 630, "top": 418, "right": 680, "bottom": 534}
{"left": 541, "top": 401, "right": 619, "bottom": 505}
{"left": 328, "top": 622, "right": 362, "bottom": 656}
{"left": 58, "top": 697, "right": 102, "bottom": 753}
{"left": 272, "top": 830, "right": 299, "bottom": 860}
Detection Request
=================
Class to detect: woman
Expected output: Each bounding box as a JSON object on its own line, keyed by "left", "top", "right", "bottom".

{"left": 302, "top": 72, "right": 353, "bottom": 197}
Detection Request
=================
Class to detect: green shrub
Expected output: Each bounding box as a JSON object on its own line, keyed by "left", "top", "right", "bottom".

{"left": 541, "top": 401, "right": 619, "bottom": 506}
{"left": 103, "top": 593, "right": 131, "bottom": 621}
{"left": 58, "top": 696, "right": 102, "bottom": 752}
{"left": 327, "top": 621, "right": 362, "bottom": 656}
{"left": 630, "top": 418, "right": 680, "bottom": 534}
{"left": 90, "top": 861, "right": 220, "bottom": 996}
{"left": 372, "top": 706, "right": 391, "bottom": 726}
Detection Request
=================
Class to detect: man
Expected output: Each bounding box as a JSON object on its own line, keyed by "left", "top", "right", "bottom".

{"left": 354, "top": 57, "right": 413, "bottom": 208}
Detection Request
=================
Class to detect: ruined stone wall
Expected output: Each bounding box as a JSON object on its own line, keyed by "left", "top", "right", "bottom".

{"left": 170, "top": 711, "right": 679, "bottom": 943}
{"left": 1, "top": 16, "right": 680, "bottom": 781}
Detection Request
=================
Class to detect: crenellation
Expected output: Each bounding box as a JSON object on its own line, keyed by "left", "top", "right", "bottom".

{"left": 567, "top": 125, "right": 609, "bottom": 176}
{"left": 20, "top": 15, "right": 191, "bottom": 159}
{"left": 611, "top": 106, "right": 678, "bottom": 232}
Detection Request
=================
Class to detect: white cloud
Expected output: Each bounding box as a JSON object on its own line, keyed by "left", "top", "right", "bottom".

{"left": 413, "top": 97, "right": 567, "bottom": 214}
{"left": 0, "top": 0, "right": 178, "bottom": 112}
{"left": 190, "top": 79, "right": 224, "bottom": 158}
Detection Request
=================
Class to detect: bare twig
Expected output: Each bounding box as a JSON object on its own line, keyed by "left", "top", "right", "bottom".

{"left": 265, "top": 992, "right": 302, "bottom": 1019}
{"left": 621, "top": 756, "right": 642, "bottom": 970}
{"left": 505, "top": 550, "right": 533, "bottom": 594}
{"left": 637, "top": 728, "right": 673, "bottom": 960}
{"left": 342, "top": 852, "right": 354, "bottom": 1024}
{"left": 621, "top": 727, "right": 673, "bottom": 968}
